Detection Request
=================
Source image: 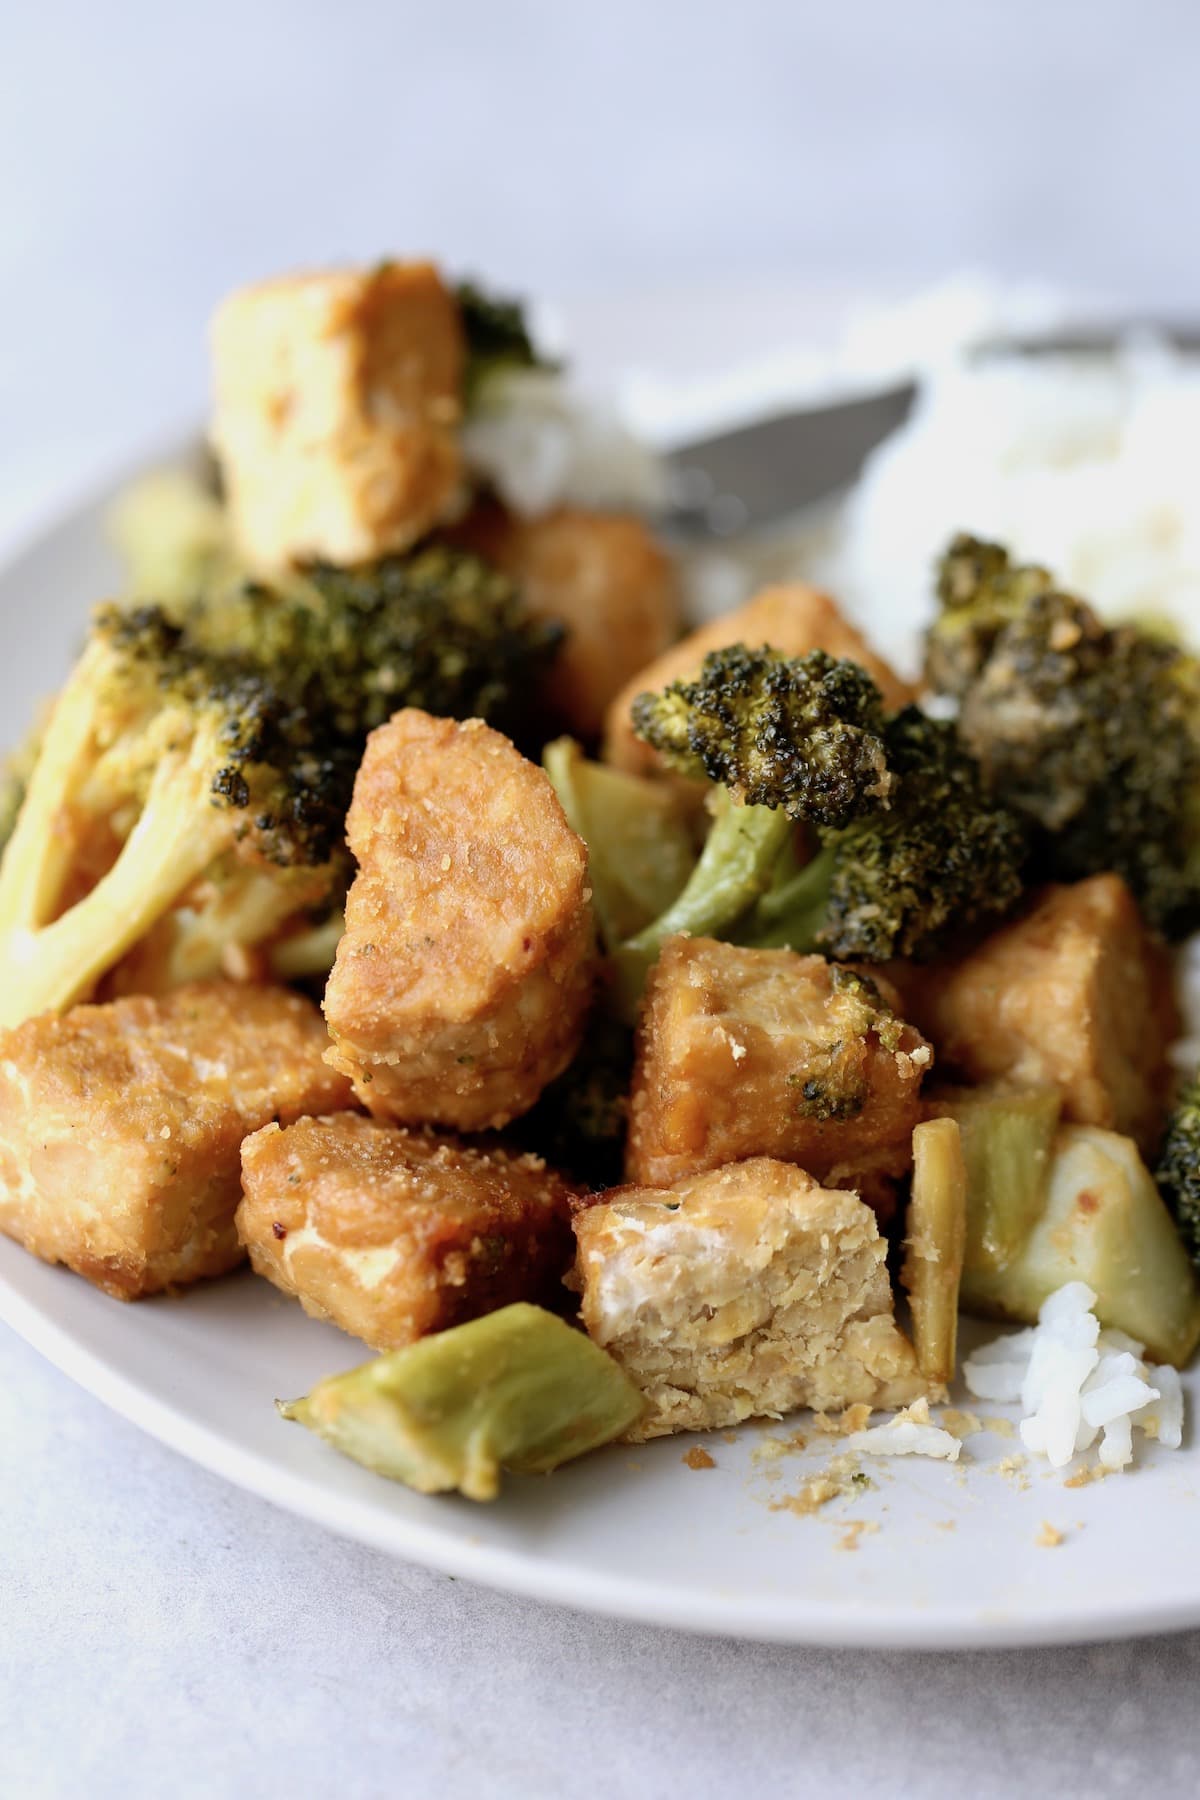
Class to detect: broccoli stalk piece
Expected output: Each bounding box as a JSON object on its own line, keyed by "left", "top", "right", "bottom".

{"left": 963, "top": 1123, "right": 1200, "bottom": 1368}
{"left": 609, "top": 645, "right": 894, "bottom": 1014}
{"left": 926, "top": 535, "right": 1200, "bottom": 938}
{"left": 1156, "top": 1070, "right": 1200, "bottom": 1270}
{"left": 740, "top": 708, "right": 1029, "bottom": 961}
{"left": 279, "top": 1303, "right": 644, "bottom": 1500}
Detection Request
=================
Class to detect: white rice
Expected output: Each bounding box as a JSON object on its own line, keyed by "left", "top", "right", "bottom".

{"left": 845, "top": 1397, "right": 961, "bottom": 1462}
{"left": 963, "top": 1282, "right": 1184, "bottom": 1472}
{"left": 461, "top": 367, "right": 668, "bottom": 520}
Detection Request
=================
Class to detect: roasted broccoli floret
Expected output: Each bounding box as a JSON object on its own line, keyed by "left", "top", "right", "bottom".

{"left": 612, "top": 646, "right": 896, "bottom": 1010}
{"left": 0, "top": 545, "right": 563, "bottom": 1020}
{"left": 630, "top": 643, "right": 893, "bottom": 823}
{"left": 742, "top": 708, "right": 1028, "bottom": 961}
{"left": 1156, "top": 1071, "right": 1200, "bottom": 1270}
{"left": 456, "top": 279, "right": 556, "bottom": 403}
{"left": 0, "top": 604, "right": 349, "bottom": 1026}
{"left": 187, "top": 544, "right": 563, "bottom": 751}
{"left": 926, "top": 531, "right": 1054, "bottom": 697}
{"left": 926, "top": 536, "right": 1200, "bottom": 938}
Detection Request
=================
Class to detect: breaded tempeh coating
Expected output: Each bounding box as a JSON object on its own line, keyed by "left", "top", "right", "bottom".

{"left": 238, "top": 1112, "right": 576, "bottom": 1350}
{"left": 0, "top": 983, "right": 354, "bottom": 1299}
{"left": 909, "top": 874, "right": 1179, "bottom": 1158}
{"left": 573, "top": 1158, "right": 929, "bottom": 1438}
{"left": 211, "top": 261, "right": 464, "bottom": 572}
{"left": 457, "top": 503, "right": 682, "bottom": 740}
{"left": 324, "top": 710, "right": 596, "bottom": 1130}
{"left": 602, "top": 584, "right": 913, "bottom": 779}
{"left": 626, "top": 936, "right": 932, "bottom": 1209}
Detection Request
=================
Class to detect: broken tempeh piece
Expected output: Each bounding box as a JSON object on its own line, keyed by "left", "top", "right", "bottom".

{"left": 0, "top": 983, "right": 353, "bottom": 1299}
{"left": 572, "top": 1157, "right": 931, "bottom": 1440}
{"left": 238, "top": 1112, "right": 577, "bottom": 1350}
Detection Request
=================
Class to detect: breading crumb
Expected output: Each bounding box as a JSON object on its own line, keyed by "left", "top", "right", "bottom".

{"left": 1035, "top": 1521, "right": 1066, "bottom": 1548}
{"left": 835, "top": 1520, "right": 879, "bottom": 1552}
{"left": 939, "top": 1407, "right": 983, "bottom": 1439}
{"left": 770, "top": 1476, "right": 842, "bottom": 1517}
{"left": 983, "top": 1416, "right": 1016, "bottom": 1439}
{"left": 813, "top": 1403, "right": 873, "bottom": 1436}
{"left": 1063, "top": 1462, "right": 1113, "bottom": 1489}
{"left": 683, "top": 1446, "right": 716, "bottom": 1470}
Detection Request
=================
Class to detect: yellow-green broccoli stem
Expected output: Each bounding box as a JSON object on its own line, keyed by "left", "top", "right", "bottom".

{"left": 0, "top": 735, "right": 232, "bottom": 1029}
{"left": 611, "top": 795, "right": 793, "bottom": 1021}
{"left": 961, "top": 1123, "right": 1200, "bottom": 1368}
{"left": 109, "top": 863, "right": 337, "bottom": 993}
{"left": 278, "top": 1303, "right": 645, "bottom": 1501}
{"left": 542, "top": 737, "right": 698, "bottom": 949}
{"left": 903, "top": 1118, "right": 967, "bottom": 1386}
{"left": 107, "top": 467, "right": 232, "bottom": 604}
{"left": 0, "top": 645, "right": 113, "bottom": 941}
{"left": 267, "top": 908, "right": 346, "bottom": 981}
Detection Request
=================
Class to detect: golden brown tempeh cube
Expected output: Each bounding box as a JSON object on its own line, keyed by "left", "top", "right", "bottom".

{"left": 912, "top": 875, "right": 1178, "bottom": 1157}
{"left": 602, "top": 584, "right": 913, "bottom": 778}
{"left": 457, "top": 502, "right": 682, "bottom": 740}
{"left": 0, "top": 984, "right": 354, "bottom": 1299}
{"left": 238, "top": 1112, "right": 577, "bottom": 1350}
{"left": 211, "top": 262, "right": 464, "bottom": 571}
{"left": 323, "top": 710, "right": 597, "bottom": 1130}
{"left": 626, "top": 937, "right": 932, "bottom": 1206}
{"left": 573, "top": 1158, "right": 928, "bottom": 1439}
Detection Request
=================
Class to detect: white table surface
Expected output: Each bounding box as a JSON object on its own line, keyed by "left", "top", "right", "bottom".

{"left": 6, "top": 3, "right": 1200, "bottom": 1792}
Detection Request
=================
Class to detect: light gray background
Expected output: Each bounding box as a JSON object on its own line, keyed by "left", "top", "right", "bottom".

{"left": 4, "top": 3, "right": 1200, "bottom": 1795}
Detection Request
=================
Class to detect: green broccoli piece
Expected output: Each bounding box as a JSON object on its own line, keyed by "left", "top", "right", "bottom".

{"left": 455, "top": 279, "right": 557, "bottom": 404}
{"left": 630, "top": 643, "right": 893, "bottom": 824}
{"left": 186, "top": 544, "right": 563, "bottom": 752}
{"left": 926, "top": 531, "right": 1055, "bottom": 697}
{"left": 278, "top": 1302, "right": 644, "bottom": 1500}
{"left": 611, "top": 645, "right": 895, "bottom": 1013}
{"left": 1156, "top": 1070, "right": 1200, "bottom": 1270}
{"left": 926, "top": 537, "right": 1200, "bottom": 938}
{"left": 742, "top": 708, "right": 1029, "bottom": 961}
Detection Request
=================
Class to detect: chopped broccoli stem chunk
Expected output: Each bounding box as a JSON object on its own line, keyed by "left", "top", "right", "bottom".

{"left": 542, "top": 738, "right": 697, "bottom": 949}
{"left": 611, "top": 796, "right": 792, "bottom": 1020}
{"left": 278, "top": 1303, "right": 644, "bottom": 1500}
{"left": 927, "top": 1086, "right": 1062, "bottom": 1274}
{"left": 903, "top": 1118, "right": 968, "bottom": 1385}
{"left": 962, "top": 1125, "right": 1200, "bottom": 1368}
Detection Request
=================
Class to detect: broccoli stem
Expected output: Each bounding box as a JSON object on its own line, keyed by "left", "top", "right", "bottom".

{"left": 0, "top": 743, "right": 230, "bottom": 1028}
{"left": 0, "top": 650, "right": 108, "bottom": 937}
{"left": 738, "top": 841, "right": 837, "bottom": 952}
{"left": 612, "top": 795, "right": 792, "bottom": 1020}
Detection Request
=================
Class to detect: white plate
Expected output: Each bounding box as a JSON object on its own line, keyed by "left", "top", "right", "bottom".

{"left": 2, "top": 440, "right": 1199, "bottom": 1652}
